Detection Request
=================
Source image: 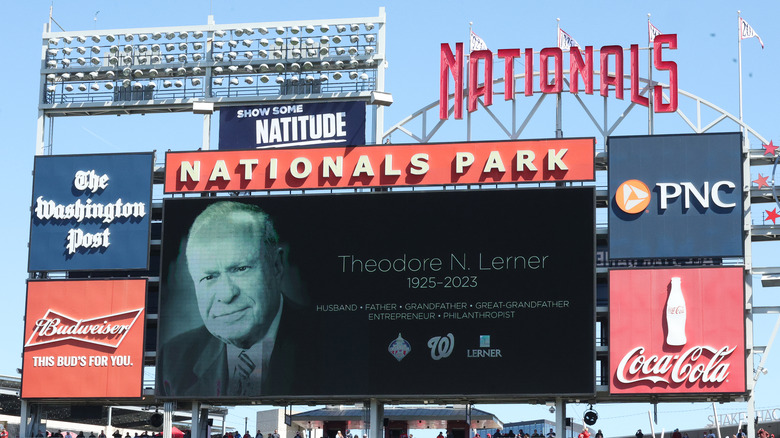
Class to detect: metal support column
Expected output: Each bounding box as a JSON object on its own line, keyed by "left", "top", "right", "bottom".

{"left": 374, "top": 7, "right": 387, "bottom": 145}
{"left": 743, "top": 125, "right": 755, "bottom": 438}
{"left": 200, "top": 408, "right": 211, "bottom": 438}
{"left": 203, "top": 114, "right": 212, "bottom": 150}
{"left": 164, "top": 402, "right": 175, "bottom": 438}
{"left": 554, "top": 399, "right": 566, "bottom": 438}
{"left": 192, "top": 403, "right": 201, "bottom": 438}
{"left": 369, "top": 399, "right": 384, "bottom": 438}
{"left": 466, "top": 404, "right": 472, "bottom": 438}
{"left": 555, "top": 93, "right": 563, "bottom": 138}
{"left": 20, "top": 399, "right": 30, "bottom": 438}
{"left": 108, "top": 407, "right": 113, "bottom": 437}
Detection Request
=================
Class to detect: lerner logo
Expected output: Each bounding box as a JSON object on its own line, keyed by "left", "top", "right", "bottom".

{"left": 615, "top": 179, "right": 736, "bottom": 214}
{"left": 467, "top": 335, "right": 502, "bottom": 358}
{"left": 616, "top": 179, "right": 651, "bottom": 214}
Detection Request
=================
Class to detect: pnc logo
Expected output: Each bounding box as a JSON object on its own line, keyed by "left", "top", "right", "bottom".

{"left": 615, "top": 179, "right": 737, "bottom": 214}
{"left": 616, "top": 179, "right": 651, "bottom": 214}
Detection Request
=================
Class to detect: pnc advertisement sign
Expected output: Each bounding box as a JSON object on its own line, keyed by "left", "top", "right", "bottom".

{"left": 157, "top": 188, "right": 595, "bottom": 400}
{"left": 165, "top": 138, "right": 595, "bottom": 193}
{"left": 218, "top": 101, "right": 366, "bottom": 150}
{"left": 609, "top": 267, "right": 745, "bottom": 394}
{"left": 29, "top": 153, "right": 154, "bottom": 271}
{"left": 608, "top": 133, "right": 743, "bottom": 259}
{"left": 22, "top": 279, "right": 147, "bottom": 399}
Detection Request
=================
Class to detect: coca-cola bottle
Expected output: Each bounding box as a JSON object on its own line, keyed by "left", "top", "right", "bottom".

{"left": 666, "top": 277, "right": 687, "bottom": 346}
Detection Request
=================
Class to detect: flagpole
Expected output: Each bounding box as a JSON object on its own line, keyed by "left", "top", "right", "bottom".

{"left": 648, "top": 13, "right": 654, "bottom": 135}
{"left": 738, "top": 10, "right": 744, "bottom": 130}
{"left": 467, "top": 21, "right": 472, "bottom": 141}
{"left": 555, "top": 18, "right": 562, "bottom": 139}
{"left": 736, "top": 12, "right": 754, "bottom": 438}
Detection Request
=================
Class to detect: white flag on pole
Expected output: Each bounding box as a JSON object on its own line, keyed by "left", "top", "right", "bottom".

{"left": 470, "top": 30, "right": 488, "bottom": 51}
{"left": 739, "top": 17, "right": 764, "bottom": 48}
{"left": 648, "top": 21, "right": 662, "bottom": 42}
{"left": 558, "top": 28, "right": 580, "bottom": 50}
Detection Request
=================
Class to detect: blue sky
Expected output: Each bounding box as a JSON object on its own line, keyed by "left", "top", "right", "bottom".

{"left": 2, "top": 0, "right": 779, "bottom": 437}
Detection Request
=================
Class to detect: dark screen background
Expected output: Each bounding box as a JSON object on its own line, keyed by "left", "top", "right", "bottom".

{"left": 157, "top": 187, "right": 595, "bottom": 400}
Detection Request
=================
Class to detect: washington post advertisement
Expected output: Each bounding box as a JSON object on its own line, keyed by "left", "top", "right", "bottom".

{"left": 29, "top": 152, "right": 154, "bottom": 271}
{"left": 156, "top": 188, "right": 596, "bottom": 400}
{"left": 218, "top": 101, "right": 366, "bottom": 150}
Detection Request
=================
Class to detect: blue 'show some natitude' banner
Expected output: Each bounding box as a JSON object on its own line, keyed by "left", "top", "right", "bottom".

{"left": 219, "top": 101, "right": 366, "bottom": 150}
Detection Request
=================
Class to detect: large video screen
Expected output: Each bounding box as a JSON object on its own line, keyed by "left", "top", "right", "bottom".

{"left": 157, "top": 188, "right": 595, "bottom": 400}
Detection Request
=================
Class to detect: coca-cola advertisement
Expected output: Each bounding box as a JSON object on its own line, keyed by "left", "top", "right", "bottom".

{"left": 21, "top": 279, "right": 146, "bottom": 399}
{"left": 609, "top": 267, "right": 745, "bottom": 394}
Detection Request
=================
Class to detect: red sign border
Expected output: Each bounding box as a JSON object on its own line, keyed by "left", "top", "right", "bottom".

{"left": 164, "top": 138, "right": 596, "bottom": 194}
{"left": 608, "top": 266, "right": 746, "bottom": 395}
{"left": 21, "top": 278, "right": 148, "bottom": 400}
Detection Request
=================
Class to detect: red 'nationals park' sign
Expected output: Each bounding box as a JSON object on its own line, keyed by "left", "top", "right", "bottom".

{"left": 609, "top": 267, "right": 746, "bottom": 394}
{"left": 164, "top": 138, "right": 595, "bottom": 193}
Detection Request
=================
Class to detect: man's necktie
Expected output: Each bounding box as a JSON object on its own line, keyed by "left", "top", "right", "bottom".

{"left": 236, "top": 350, "right": 256, "bottom": 395}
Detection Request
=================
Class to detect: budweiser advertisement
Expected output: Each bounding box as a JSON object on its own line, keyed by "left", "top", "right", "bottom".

{"left": 164, "top": 138, "right": 595, "bottom": 193}
{"left": 22, "top": 279, "right": 146, "bottom": 399}
{"left": 609, "top": 267, "right": 745, "bottom": 394}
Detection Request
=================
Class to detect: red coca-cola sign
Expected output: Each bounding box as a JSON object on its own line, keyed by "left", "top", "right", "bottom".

{"left": 609, "top": 267, "right": 745, "bottom": 394}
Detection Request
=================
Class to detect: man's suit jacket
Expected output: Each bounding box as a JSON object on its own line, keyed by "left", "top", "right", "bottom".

{"left": 157, "top": 305, "right": 310, "bottom": 398}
